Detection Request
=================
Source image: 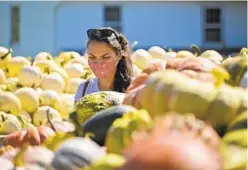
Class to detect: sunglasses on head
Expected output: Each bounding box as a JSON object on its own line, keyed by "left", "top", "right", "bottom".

{"left": 87, "top": 28, "right": 118, "bottom": 40}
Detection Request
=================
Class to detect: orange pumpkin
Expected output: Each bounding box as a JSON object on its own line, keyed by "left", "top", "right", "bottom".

{"left": 119, "top": 113, "right": 222, "bottom": 170}
{"left": 166, "top": 57, "right": 218, "bottom": 72}
{"left": 3, "top": 126, "right": 55, "bottom": 148}
{"left": 127, "top": 62, "right": 165, "bottom": 94}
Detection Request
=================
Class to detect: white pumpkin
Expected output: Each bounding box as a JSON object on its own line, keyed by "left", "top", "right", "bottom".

{"left": 0, "top": 68, "right": 6, "bottom": 84}
{"left": 0, "top": 91, "right": 22, "bottom": 115}
{"left": 65, "top": 63, "right": 85, "bottom": 78}
{"left": 40, "top": 72, "right": 66, "bottom": 93}
{"left": 66, "top": 78, "right": 85, "bottom": 94}
{"left": 35, "top": 52, "right": 53, "bottom": 61}
{"left": 39, "top": 90, "right": 59, "bottom": 107}
{"left": 15, "top": 87, "right": 40, "bottom": 114}
{"left": 18, "top": 65, "right": 42, "bottom": 88}
{"left": 148, "top": 46, "right": 166, "bottom": 59}
{"left": 33, "top": 106, "right": 62, "bottom": 126}
{"left": 131, "top": 49, "right": 152, "bottom": 69}
{"left": 5, "top": 56, "right": 31, "bottom": 77}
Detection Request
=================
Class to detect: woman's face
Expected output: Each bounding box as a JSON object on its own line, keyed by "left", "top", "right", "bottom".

{"left": 87, "top": 40, "right": 120, "bottom": 79}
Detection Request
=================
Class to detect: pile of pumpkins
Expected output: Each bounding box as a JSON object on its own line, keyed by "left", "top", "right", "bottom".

{"left": 0, "top": 45, "right": 247, "bottom": 170}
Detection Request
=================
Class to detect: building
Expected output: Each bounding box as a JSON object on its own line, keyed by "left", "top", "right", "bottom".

{"left": 0, "top": 1, "right": 247, "bottom": 57}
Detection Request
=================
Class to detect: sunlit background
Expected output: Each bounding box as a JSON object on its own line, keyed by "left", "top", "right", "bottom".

{"left": 0, "top": 1, "right": 247, "bottom": 57}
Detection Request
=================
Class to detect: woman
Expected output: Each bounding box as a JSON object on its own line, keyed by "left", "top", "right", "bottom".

{"left": 74, "top": 27, "right": 133, "bottom": 102}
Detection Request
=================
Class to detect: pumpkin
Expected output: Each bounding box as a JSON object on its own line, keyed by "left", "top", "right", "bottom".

{"left": 226, "top": 110, "right": 247, "bottom": 132}
{"left": 105, "top": 109, "right": 152, "bottom": 155}
{"left": 200, "top": 50, "right": 223, "bottom": 65}
{"left": 84, "top": 154, "right": 125, "bottom": 170}
{"left": 148, "top": 46, "right": 166, "bottom": 59}
{"left": 0, "top": 157, "right": 14, "bottom": 170}
{"left": 176, "top": 50, "right": 195, "bottom": 58}
{"left": 17, "top": 65, "right": 42, "bottom": 88}
{"left": 16, "top": 146, "right": 54, "bottom": 168}
{"left": 40, "top": 72, "right": 66, "bottom": 94}
{"left": 82, "top": 105, "right": 137, "bottom": 146}
{"left": 2, "top": 111, "right": 74, "bottom": 148}
{"left": 0, "top": 145, "right": 54, "bottom": 170}
{"left": 126, "top": 61, "right": 166, "bottom": 93}
{"left": 71, "top": 91, "right": 125, "bottom": 132}
{"left": 241, "top": 70, "right": 247, "bottom": 88}
{"left": 221, "top": 129, "right": 247, "bottom": 170}
{"left": 180, "top": 70, "right": 214, "bottom": 82}
{"left": 126, "top": 57, "right": 219, "bottom": 98}
{"left": 34, "top": 52, "right": 53, "bottom": 61}
{"left": 222, "top": 48, "right": 248, "bottom": 87}
{"left": 0, "top": 47, "right": 12, "bottom": 69}
{"left": 123, "top": 69, "right": 247, "bottom": 136}
{"left": 131, "top": 49, "right": 152, "bottom": 69}
{"left": 0, "top": 68, "right": 6, "bottom": 84}
{"left": 2, "top": 126, "right": 55, "bottom": 147}
{"left": 5, "top": 56, "right": 31, "bottom": 78}
{"left": 51, "top": 137, "right": 106, "bottom": 170}
{"left": 0, "top": 146, "right": 20, "bottom": 161}
{"left": 166, "top": 57, "right": 219, "bottom": 72}
{"left": 50, "top": 121, "right": 75, "bottom": 133}
{"left": 119, "top": 113, "right": 222, "bottom": 170}
{"left": 0, "top": 145, "right": 15, "bottom": 156}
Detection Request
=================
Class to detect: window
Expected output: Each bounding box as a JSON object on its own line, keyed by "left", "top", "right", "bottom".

{"left": 11, "top": 5, "right": 20, "bottom": 44}
{"left": 205, "top": 28, "right": 221, "bottom": 42}
{"left": 204, "top": 8, "right": 221, "bottom": 43}
{"left": 104, "top": 6, "right": 122, "bottom": 33}
{"left": 206, "top": 8, "right": 220, "bottom": 23}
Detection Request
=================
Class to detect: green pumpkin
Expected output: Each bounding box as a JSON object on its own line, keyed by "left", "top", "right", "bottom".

{"left": 84, "top": 154, "right": 125, "bottom": 170}
{"left": 106, "top": 109, "right": 152, "bottom": 155}
{"left": 226, "top": 110, "right": 247, "bottom": 133}
{"left": 222, "top": 49, "right": 248, "bottom": 87}
{"left": 221, "top": 130, "right": 247, "bottom": 170}
{"left": 82, "top": 105, "right": 137, "bottom": 146}
{"left": 168, "top": 77, "right": 217, "bottom": 119}
{"left": 205, "top": 85, "right": 241, "bottom": 133}
{"left": 70, "top": 91, "right": 125, "bottom": 134}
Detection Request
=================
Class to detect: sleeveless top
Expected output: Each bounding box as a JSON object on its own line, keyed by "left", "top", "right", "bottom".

{"left": 74, "top": 77, "right": 100, "bottom": 102}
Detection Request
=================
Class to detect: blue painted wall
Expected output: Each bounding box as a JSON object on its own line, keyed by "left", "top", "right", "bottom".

{"left": 0, "top": 2, "right": 11, "bottom": 48}
{"left": 223, "top": 2, "right": 247, "bottom": 48}
{"left": 0, "top": 1, "right": 246, "bottom": 57}
{"left": 123, "top": 2, "right": 203, "bottom": 49}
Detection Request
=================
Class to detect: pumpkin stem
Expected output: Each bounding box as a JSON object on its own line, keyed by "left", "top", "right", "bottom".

{"left": 131, "top": 41, "right": 138, "bottom": 49}
{"left": 44, "top": 67, "right": 50, "bottom": 74}
{"left": 0, "top": 48, "right": 12, "bottom": 60}
{"left": 46, "top": 108, "right": 57, "bottom": 132}
{"left": 1, "top": 114, "right": 5, "bottom": 122}
{"left": 191, "top": 44, "right": 201, "bottom": 56}
{"left": 16, "top": 83, "right": 22, "bottom": 88}
{"left": 46, "top": 54, "right": 51, "bottom": 60}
